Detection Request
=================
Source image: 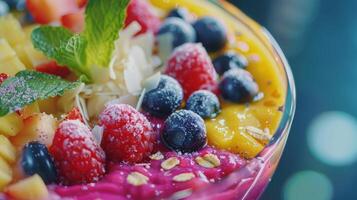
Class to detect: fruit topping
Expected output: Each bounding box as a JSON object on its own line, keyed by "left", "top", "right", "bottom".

{"left": 213, "top": 52, "right": 248, "bottom": 75}
{"left": 11, "top": 113, "right": 57, "bottom": 149}
{"left": 99, "top": 104, "right": 155, "bottom": 163}
{"left": 157, "top": 17, "right": 196, "bottom": 52}
{"left": 165, "top": 43, "right": 218, "bottom": 99}
{"left": 0, "top": 113, "right": 23, "bottom": 137}
{"left": 0, "top": 73, "right": 8, "bottom": 85}
{"left": 125, "top": 0, "right": 161, "bottom": 35}
{"left": 193, "top": 16, "right": 228, "bottom": 52}
{"left": 21, "top": 141, "right": 57, "bottom": 184}
{"left": 34, "top": 61, "right": 71, "bottom": 78}
{"left": 64, "top": 107, "right": 84, "bottom": 122}
{"left": 49, "top": 120, "right": 106, "bottom": 184}
{"left": 219, "top": 68, "right": 259, "bottom": 103}
{"left": 167, "top": 7, "right": 191, "bottom": 22}
{"left": 5, "top": 174, "right": 49, "bottom": 200}
{"left": 162, "top": 110, "right": 207, "bottom": 153}
{"left": 186, "top": 90, "right": 220, "bottom": 119}
{"left": 0, "top": 135, "right": 16, "bottom": 163}
{"left": 142, "top": 75, "right": 183, "bottom": 117}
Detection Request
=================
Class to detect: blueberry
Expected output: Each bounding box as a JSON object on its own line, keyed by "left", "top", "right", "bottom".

{"left": 162, "top": 110, "right": 207, "bottom": 153}
{"left": 21, "top": 141, "right": 57, "bottom": 184}
{"left": 219, "top": 69, "right": 259, "bottom": 103}
{"left": 193, "top": 16, "right": 228, "bottom": 52}
{"left": 142, "top": 75, "right": 184, "bottom": 117}
{"left": 157, "top": 17, "right": 196, "bottom": 51}
{"left": 186, "top": 90, "right": 220, "bottom": 119}
{"left": 0, "top": 1, "right": 9, "bottom": 16}
{"left": 213, "top": 52, "right": 248, "bottom": 75}
{"left": 167, "top": 7, "right": 190, "bottom": 21}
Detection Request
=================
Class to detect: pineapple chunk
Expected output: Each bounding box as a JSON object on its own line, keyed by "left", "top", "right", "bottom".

{"left": 23, "top": 42, "right": 48, "bottom": 67}
{"left": 0, "top": 135, "right": 16, "bottom": 163}
{"left": 38, "top": 98, "right": 59, "bottom": 114}
{"left": 11, "top": 113, "right": 58, "bottom": 149}
{"left": 0, "top": 170, "right": 12, "bottom": 192}
{"left": 0, "top": 113, "right": 24, "bottom": 137}
{"left": 13, "top": 44, "right": 32, "bottom": 68}
{"left": 0, "top": 157, "right": 12, "bottom": 176}
{"left": 0, "top": 15, "right": 26, "bottom": 46}
{"left": 5, "top": 174, "right": 48, "bottom": 200}
{"left": 18, "top": 103, "right": 40, "bottom": 119}
{"left": 0, "top": 39, "right": 16, "bottom": 61}
{"left": 0, "top": 57, "right": 26, "bottom": 76}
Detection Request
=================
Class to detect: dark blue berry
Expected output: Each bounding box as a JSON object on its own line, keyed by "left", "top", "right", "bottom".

{"left": 219, "top": 69, "right": 259, "bottom": 103}
{"left": 21, "top": 141, "right": 57, "bottom": 184}
{"left": 0, "top": 1, "right": 9, "bottom": 16}
{"left": 142, "top": 75, "right": 183, "bottom": 117}
{"left": 167, "top": 7, "right": 190, "bottom": 21}
{"left": 186, "top": 90, "right": 220, "bottom": 119}
{"left": 157, "top": 17, "right": 196, "bottom": 50}
{"left": 193, "top": 16, "right": 228, "bottom": 52}
{"left": 162, "top": 110, "right": 207, "bottom": 153}
{"left": 213, "top": 52, "right": 248, "bottom": 75}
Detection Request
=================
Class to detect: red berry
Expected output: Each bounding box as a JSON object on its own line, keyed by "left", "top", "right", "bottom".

{"left": 35, "top": 61, "right": 71, "bottom": 78}
{"left": 49, "top": 120, "right": 106, "bottom": 185}
{"left": 99, "top": 104, "right": 155, "bottom": 163}
{"left": 165, "top": 43, "right": 218, "bottom": 99}
{"left": 125, "top": 0, "right": 161, "bottom": 35}
{"left": 65, "top": 107, "right": 84, "bottom": 123}
{"left": 0, "top": 73, "right": 9, "bottom": 85}
{"left": 61, "top": 9, "right": 85, "bottom": 33}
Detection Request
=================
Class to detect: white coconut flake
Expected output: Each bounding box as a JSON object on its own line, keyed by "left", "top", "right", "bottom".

{"left": 136, "top": 88, "right": 146, "bottom": 111}
{"left": 92, "top": 125, "right": 104, "bottom": 144}
{"left": 142, "top": 71, "right": 161, "bottom": 92}
{"left": 157, "top": 33, "right": 175, "bottom": 62}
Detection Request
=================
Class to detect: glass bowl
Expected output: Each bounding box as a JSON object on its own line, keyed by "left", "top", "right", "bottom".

{"left": 167, "top": 0, "right": 296, "bottom": 199}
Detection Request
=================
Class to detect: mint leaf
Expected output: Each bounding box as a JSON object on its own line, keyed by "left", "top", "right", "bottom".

{"left": 32, "top": 26, "right": 90, "bottom": 79}
{"left": 0, "top": 70, "right": 79, "bottom": 117}
{"left": 83, "top": 0, "right": 130, "bottom": 67}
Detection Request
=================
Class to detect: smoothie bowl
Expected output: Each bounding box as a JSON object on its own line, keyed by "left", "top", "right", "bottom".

{"left": 0, "top": 0, "right": 295, "bottom": 199}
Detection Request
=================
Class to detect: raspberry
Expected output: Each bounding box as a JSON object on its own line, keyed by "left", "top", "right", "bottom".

{"left": 125, "top": 0, "right": 161, "bottom": 35}
{"left": 165, "top": 43, "right": 218, "bottom": 99}
{"left": 99, "top": 104, "right": 155, "bottom": 163}
{"left": 64, "top": 107, "right": 84, "bottom": 123}
{"left": 49, "top": 120, "right": 106, "bottom": 185}
{"left": 0, "top": 73, "right": 9, "bottom": 85}
{"left": 35, "top": 61, "right": 71, "bottom": 78}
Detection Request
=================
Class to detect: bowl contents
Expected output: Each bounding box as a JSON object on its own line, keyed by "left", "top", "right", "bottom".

{"left": 0, "top": 0, "right": 286, "bottom": 199}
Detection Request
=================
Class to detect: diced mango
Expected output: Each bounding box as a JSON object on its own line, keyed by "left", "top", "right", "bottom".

{"left": 0, "top": 170, "right": 12, "bottom": 192}
{"left": 11, "top": 113, "right": 58, "bottom": 149}
{"left": 13, "top": 44, "right": 32, "bottom": 68}
{"left": 0, "top": 39, "right": 16, "bottom": 61}
{"left": 38, "top": 97, "right": 59, "bottom": 114}
{"left": 0, "top": 135, "right": 16, "bottom": 163}
{"left": 0, "top": 15, "right": 26, "bottom": 46}
{"left": 5, "top": 174, "right": 49, "bottom": 200}
{"left": 18, "top": 103, "right": 40, "bottom": 119}
{"left": 0, "top": 57, "right": 26, "bottom": 76}
{"left": 206, "top": 105, "right": 264, "bottom": 159}
{"left": 0, "top": 113, "right": 24, "bottom": 137}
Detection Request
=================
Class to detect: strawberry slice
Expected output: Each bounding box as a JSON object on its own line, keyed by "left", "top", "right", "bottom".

{"left": 26, "top": 0, "right": 79, "bottom": 24}
{"left": 35, "top": 61, "right": 71, "bottom": 78}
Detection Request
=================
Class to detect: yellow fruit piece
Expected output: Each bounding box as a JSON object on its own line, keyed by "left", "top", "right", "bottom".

{"left": 0, "top": 39, "right": 16, "bottom": 61}
{"left": 0, "top": 113, "right": 24, "bottom": 137}
{"left": 206, "top": 105, "right": 264, "bottom": 159}
{"left": 38, "top": 98, "right": 59, "bottom": 114}
{"left": 13, "top": 44, "right": 32, "bottom": 68}
{"left": 18, "top": 103, "right": 40, "bottom": 119}
{"left": 0, "top": 56, "right": 26, "bottom": 76}
{"left": 0, "top": 135, "right": 16, "bottom": 163}
{"left": 11, "top": 113, "right": 58, "bottom": 149}
{"left": 0, "top": 170, "right": 12, "bottom": 192}
{"left": 0, "top": 156, "right": 12, "bottom": 176}
{"left": 0, "top": 15, "right": 26, "bottom": 46}
{"left": 23, "top": 42, "right": 48, "bottom": 67}
{"left": 5, "top": 174, "right": 49, "bottom": 200}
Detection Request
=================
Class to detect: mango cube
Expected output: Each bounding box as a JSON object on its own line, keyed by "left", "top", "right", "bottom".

{"left": 0, "top": 113, "right": 24, "bottom": 137}
{"left": 0, "top": 15, "right": 26, "bottom": 46}
{"left": 5, "top": 174, "right": 49, "bottom": 200}
{"left": 0, "top": 135, "right": 16, "bottom": 163}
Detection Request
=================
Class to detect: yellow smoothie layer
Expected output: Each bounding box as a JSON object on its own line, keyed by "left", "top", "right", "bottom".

{"left": 150, "top": 0, "right": 286, "bottom": 158}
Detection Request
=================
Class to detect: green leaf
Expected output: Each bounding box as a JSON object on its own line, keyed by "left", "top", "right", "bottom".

{"left": 0, "top": 70, "right": 80, "bottom": 117}
{"left": 31, "top": 26, "right": 90, "bottom": 79}
{"left": 83, "top": 0, "right": 130, "bottom": 68}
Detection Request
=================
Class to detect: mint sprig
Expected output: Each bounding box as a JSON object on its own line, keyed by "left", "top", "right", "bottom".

{"left": 0, "top": 71, "right": 79, "bottom": 117}
{"left": 31, "top": 0, "right": 130, "bottom": 82}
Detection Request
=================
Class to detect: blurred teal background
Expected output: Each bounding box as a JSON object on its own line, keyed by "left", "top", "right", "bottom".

{"left": 229, "top": 0, "right": 357, "bottom": 199}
